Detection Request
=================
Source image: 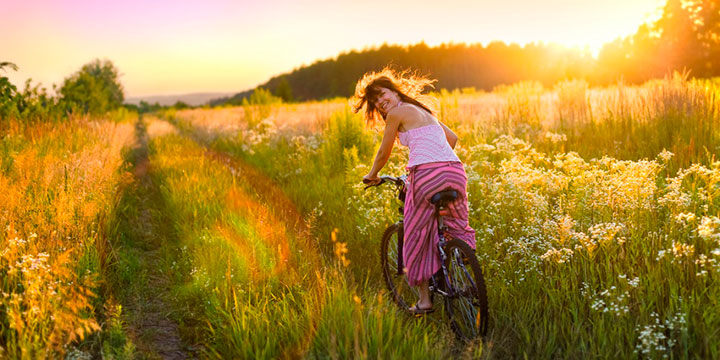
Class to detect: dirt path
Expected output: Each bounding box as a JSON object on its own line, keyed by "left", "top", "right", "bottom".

{"left": 120, "top": 117, "right": 196, "bottom": 359}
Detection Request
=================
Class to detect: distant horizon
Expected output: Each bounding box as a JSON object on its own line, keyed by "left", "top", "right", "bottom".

{"left": 120, "top": 39, "right": 606, "bottom": 99}
{"left": 124, "top": 91, "right": 234, "bottom": 106}
{"left": 9, "top": 39, "right": 616, "bottom": 100}
{"left": 4, "top": 0, "right": 665, "bottom": 98}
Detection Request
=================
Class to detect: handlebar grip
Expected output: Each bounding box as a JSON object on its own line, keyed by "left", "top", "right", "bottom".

{"left": 362, "top": 177, "right": 385, "bottom": 190}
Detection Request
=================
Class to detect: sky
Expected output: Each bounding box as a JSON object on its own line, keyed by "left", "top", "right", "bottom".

{"left": 2, "top": 0, "right": 666, "bottom": 98}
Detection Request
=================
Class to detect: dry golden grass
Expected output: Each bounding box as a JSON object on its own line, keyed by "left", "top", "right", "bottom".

{"left": 0, "top": 116, "right": 135, "bottom": 357}
{"left": 172, "top": 100, "right": 346, "bottom": 139}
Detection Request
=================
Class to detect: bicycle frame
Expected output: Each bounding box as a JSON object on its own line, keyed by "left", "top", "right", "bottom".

{"left": 432, "top": 206, "right": 462, "bottom": 298}
{"left": 369, "top": 174, "right": 488, "bottom": 338}
{"left": 432, "top": 228, "right": 452, "bottom": 297}
{"left": 366, "top": 175, "right": 474, "bottom": 296}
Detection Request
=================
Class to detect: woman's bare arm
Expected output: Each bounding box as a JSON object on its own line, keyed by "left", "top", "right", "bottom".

{"left": 366, "top": 112, "right": 402, "bottom": 179}
{"left": 439, "top": 121, "right": 458, "bottom": 149}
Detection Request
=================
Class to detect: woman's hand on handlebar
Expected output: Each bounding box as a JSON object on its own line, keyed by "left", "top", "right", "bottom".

{"left": 363, "top": 173, "right": 381, "bottom": 185}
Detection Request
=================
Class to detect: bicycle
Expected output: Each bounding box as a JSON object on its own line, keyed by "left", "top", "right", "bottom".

{"left": 364, "top": 175, "right": 489, "bottom": 339}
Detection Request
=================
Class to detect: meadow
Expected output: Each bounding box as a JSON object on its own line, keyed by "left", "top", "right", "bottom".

{"left": 1, "top": 73, "right": 719, "bottom": 358}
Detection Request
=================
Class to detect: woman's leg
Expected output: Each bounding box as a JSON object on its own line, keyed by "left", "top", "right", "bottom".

{"left": 408, "top": 279, "right": 432, "bottom": 312}
{"left": 416, "top": 279, "right": 431, "bottom": 309}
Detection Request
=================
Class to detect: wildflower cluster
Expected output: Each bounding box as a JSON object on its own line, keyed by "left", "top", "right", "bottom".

{"left": 587, "top": 222, "right": 626, "bottom": 247}
{"left": 581, "top": 275, "right": 639, "bottom": 317}
{"left": 697, "top": 216, "right": 720, "bottom": 242}
{"left": 657, "top": 149, "right": 674, "bottom": 163}
{"left": 1, "top": 230, "right": 100, "bottom": 353}
{"left": 498, "top": 232, "right": 552, "bottom": 282}
{"left": 694, "top": 252, "right": 719, "bottom": 277}
{"left": 657, "top": 241, "right": 696, "bottom": 263}
{"left": 544, "top": 131, "right": 567, "bottom": 144}
{"left": 634, "top": 311, "right": 688, "bottom": 358}
{"left": 674, "top": 212, "right": 697, "bottom": 227}
{"left": 660, "top": 163, "right": 720, "bottom": 214}
{"left": 540, "top": 247, "right": 573, "bottom": 264}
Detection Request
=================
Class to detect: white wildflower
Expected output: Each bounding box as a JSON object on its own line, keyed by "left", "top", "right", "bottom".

{"left": 657, "top": 149, "right": 674, "bottom": 162}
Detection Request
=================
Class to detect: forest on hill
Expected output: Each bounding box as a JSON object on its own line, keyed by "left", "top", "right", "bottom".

{"left": 214, "top": 0, "right": 720, "bottom": 104}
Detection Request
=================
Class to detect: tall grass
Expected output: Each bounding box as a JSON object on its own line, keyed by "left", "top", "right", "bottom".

{"left": 0, "top": 113, "right": 135, "bottom": 358}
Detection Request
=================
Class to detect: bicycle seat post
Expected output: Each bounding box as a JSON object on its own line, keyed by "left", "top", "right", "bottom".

{"left": 430, "top": 190, "right": 458, "bottom": 242}
{"left": 436, "top": 204, "right": 447, "bottom": 240}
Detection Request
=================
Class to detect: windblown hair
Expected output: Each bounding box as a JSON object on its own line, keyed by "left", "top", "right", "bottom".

{"left": 351, "top": 67, "right": 438, "bottom": 128}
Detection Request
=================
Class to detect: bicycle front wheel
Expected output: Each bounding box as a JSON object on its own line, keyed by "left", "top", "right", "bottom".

{"left": 443, "top": 238, "right": 489, "bottom": 339}
{"left": 380, "top": 223, "right": 418, "bottom": 310}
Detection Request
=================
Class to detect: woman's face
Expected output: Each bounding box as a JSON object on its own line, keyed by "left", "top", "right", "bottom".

{"left": 373, "top": 87, "right": 400, "bottom": 115}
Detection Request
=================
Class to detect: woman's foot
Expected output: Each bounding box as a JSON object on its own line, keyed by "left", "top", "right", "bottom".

{"left": 410, "top": 279, "right": 433, "bottom": 315}
{"left": 408, "top": 302, "right": 434, "bottom": 315}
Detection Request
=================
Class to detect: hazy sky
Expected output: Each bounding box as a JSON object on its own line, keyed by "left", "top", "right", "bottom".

{"left": 3, "top": 0, "right": 665, "bottom": 97}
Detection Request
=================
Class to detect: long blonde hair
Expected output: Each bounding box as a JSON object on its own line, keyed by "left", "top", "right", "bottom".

{"left": 351, "top": 67, "right": 438, "bottom": 128}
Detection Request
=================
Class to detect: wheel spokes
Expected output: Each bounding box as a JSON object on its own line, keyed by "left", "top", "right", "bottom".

{"left": 446, "top": 247, "right": 480, "bottom": 338}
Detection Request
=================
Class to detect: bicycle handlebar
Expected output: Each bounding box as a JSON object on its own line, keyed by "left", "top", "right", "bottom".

{"left": 363, "top": 175, "right": 406, "bottom": 190}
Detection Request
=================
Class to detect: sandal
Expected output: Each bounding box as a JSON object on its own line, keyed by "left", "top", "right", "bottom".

{"left": 408, "top": 303, "right": 435, "bottom": 315}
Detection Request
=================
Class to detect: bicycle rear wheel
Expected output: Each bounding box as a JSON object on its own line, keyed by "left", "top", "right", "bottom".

{"left": 380, "top": 223, "right": 418, "bottom": 310}
{"left": 443, "top": 238, "right": 489, "bottom": 339}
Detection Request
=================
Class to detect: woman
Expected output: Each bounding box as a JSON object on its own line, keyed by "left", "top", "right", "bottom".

{"left": 352, "top": 68, "right": 476, "bottom": 314}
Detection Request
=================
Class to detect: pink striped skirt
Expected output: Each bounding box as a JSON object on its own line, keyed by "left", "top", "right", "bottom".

{"left": 403, "top": 161, "right": 476, "bottom": 286}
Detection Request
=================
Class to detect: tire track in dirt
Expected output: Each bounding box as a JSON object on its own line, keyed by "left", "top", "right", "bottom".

{"left": 167, "top": 119, "right": 327, "bottom": 357}
{"left": 120, "top": 116, "right": 196, "bottom": 359}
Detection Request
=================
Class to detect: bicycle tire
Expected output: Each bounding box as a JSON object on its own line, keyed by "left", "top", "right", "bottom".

{"left": 380, "top": 223, "right": 418, "bottom": 310}
{"left": 442, "top": 237, "right": 489, "bottom": 339}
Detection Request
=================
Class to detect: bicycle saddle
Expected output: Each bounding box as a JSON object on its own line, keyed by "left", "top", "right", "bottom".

{"left": 430, "top": 190, "right": 458, "bottom": 205}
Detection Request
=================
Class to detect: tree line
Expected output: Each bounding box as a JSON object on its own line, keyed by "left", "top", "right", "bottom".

{"left": 213, "top": 0, "right": 720, "bottom": 104}
{"left": 0, "top": 59, "right": 125, "bottom": 123}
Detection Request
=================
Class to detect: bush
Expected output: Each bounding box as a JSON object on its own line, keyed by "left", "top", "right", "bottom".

{"left": 59, "top": 59, "right": 124, "bottom": 116}
{"left": 1, "top": 62, "right": 65, "bottom": 124}
{"left": 0, "top": 62, "right": 20, "bottom": 120}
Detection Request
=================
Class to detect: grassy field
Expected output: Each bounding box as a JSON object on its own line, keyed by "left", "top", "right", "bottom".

{"left": 2, "top": 73, "right": 719, "bottom": 358}
{"left": 0, "top": 113, "right": 136, "bottom": 358}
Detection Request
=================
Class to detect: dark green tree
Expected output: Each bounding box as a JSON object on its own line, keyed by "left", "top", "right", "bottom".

{"left": 59, "top": 59, "right": 124, "bottom": 115}
{"left": 654, "top": 0, "right": 696, "bottom": 73}
{"left": 173, "top": 100, "right": 189, "bottom": 109}
{"left": 274, "top": 77, "right": 293, "bottom": 102}
{"left": 0, "top": 62, "right": 20, "bottom": 118}
{"left": 597, "top": 0, "right": 720, "bottom": 81}
{"left": 681, "top": 0, "right": 720, "bottom": 75}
